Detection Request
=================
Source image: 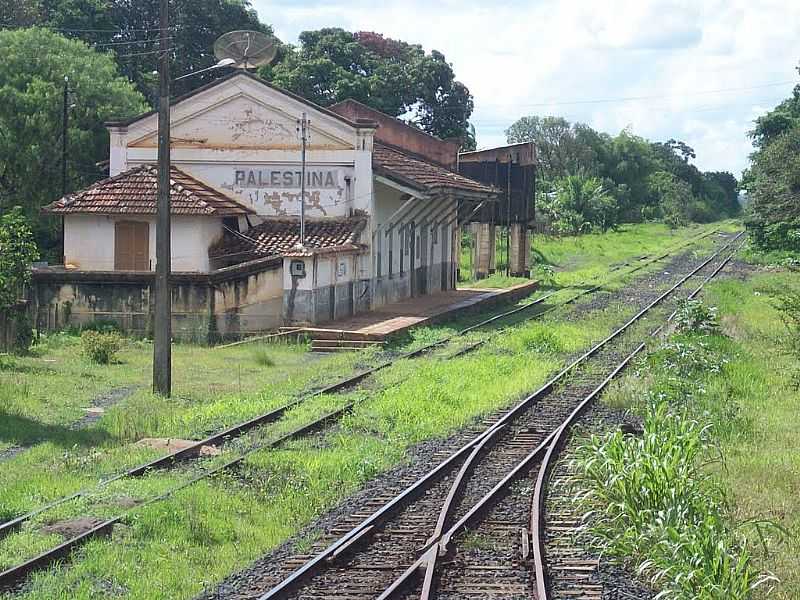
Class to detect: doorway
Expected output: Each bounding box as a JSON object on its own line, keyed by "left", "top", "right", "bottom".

{"left": 114, "top": 221, "right": 150, "bottom": 270}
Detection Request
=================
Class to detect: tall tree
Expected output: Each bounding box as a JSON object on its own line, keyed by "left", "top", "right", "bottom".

{"left": 746, "top": 126, "right": 800, "bottom": 250}
{"left": 263, "top": 28, "right": 475, "bottom": 146}
{"left": 8, "top": 0, "right": 271, "bottom": 99}
{"left": 0, "top": 27, "right": 147, "bottom": 254}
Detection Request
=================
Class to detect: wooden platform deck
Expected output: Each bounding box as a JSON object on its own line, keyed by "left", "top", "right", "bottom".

{"left": 294, "top": 280, "right": 539, "bottom": 346}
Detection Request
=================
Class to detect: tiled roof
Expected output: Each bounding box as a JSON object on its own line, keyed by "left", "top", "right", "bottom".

{"left": 209, "top": 216, "right": 367, "bottom": 262}
{"left": 373, "top": 144, "right": 497, "bottom": 196}
{"left": 43, "top": 165, "right": 255, "bottom": 216}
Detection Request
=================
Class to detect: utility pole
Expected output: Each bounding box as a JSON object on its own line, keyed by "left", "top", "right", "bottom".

{"left": 297, "top": 112, "right": 308, "bottom": 246}
{"left": 153, "top": 0, "right": 172, "bottom": 396}
{"left": 61, "top": 76, "right": 69, "bottom": 265}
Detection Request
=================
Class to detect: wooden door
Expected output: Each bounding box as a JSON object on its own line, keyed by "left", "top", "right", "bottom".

{"left": 114, "top": 221, "right": 149, "bottom": 270}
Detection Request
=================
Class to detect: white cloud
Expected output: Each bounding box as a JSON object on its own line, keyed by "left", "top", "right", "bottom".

{"left": 252, "top": 0, "right": 800, "bottom": 176}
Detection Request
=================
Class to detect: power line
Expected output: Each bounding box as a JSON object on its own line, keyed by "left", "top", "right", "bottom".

{"left": 90, "top": 37, "right": 174, "bottom": 49}
{"left": 115, "top": 46, "right": 181, "bottom": 59}
{"left": 0, "top": 24, "right": 175, "bottom": 33}
{"left": 489, "top": 80, "right": 797, "bottom": 108}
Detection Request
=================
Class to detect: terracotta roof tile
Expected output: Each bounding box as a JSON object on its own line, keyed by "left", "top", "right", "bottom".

{"left": 373, "top": 144, "right": 497, "bottom": 196}
{"left": 43, "top": 165, "right": 255, "bottom": 216}
{"left": 209, "top": 217, "right": 367, "bottom": 262}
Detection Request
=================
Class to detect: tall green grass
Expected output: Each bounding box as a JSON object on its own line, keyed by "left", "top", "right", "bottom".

{"left": 576, "top": 403, "right": 772, "bottom": 599}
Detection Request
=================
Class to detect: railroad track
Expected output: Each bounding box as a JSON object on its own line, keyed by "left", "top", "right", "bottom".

{"left": 529, "top": 235, "right": 745, "bottom": 600}
{"left": 0, "top": 227, "right": 727, "bottom": 591}
{"left": 201, "top": 231, "right": 744, "bottom": 600}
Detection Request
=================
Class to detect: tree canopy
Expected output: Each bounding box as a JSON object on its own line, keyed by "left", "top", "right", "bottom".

{"left": 3, "top": 0, "right": 270, "bottom": 99}
{"left": 0, "top": 27, "right": 147, "bottom": 253}
{"left": 506, "top": 116, "right": 740, "bottom": 232}
{"left": 744, "top": 64, "right": 800, "bottom": 251}
{"left": 261, "top": 28, "right": 475, "bottom": 146}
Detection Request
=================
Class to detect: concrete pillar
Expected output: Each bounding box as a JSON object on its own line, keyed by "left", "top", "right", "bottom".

{"left": 509, "top": 223, "right": 531, "bottom": 277}
{"left": 471, "top": 222, "right": 496, "bottom": 279}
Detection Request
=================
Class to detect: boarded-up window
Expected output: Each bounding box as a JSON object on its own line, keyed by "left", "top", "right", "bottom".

{"left": 114, "top": 221, "right": 149, "bottom": 270}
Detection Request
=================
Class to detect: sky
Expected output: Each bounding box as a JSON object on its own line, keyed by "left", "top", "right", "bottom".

{"left": 251, "top": 0, "right": 800, "bottom": 176}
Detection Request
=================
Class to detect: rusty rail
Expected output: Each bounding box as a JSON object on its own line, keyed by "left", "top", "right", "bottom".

{"left": 254, "top": 231, "right": 743, "bottom": 600}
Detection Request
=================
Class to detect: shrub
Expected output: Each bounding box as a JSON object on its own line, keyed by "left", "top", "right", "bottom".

{"left": 251, "top": 346, "right": 275, "bottom": 366}
{"left": 575, "top": 403, "right": 768, "bottom": 599}
{"left": 81, "top": 330, "right": 122, "bottom": 364}
{"left": 674, "top": 299, "right": 719, "bottom": 334}
{"left": 776, "top": 292, "right": 800, "bottom": 356}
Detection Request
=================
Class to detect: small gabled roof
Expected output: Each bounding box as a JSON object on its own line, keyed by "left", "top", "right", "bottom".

{"left": 210, "top": 216, "right": 367, "bottom": 262}
{"left": 373, "top": 144, "right": 498, "bottom": 197}
{"left": 43, "top": 165, "right": 255, "bottom": 217}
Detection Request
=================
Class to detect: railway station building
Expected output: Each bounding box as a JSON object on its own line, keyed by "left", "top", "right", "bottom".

{"left": 32, "top": 72, "right": 517, "bottom": 340}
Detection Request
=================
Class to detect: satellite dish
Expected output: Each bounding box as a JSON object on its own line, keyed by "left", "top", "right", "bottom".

{"left": 214, "top": 30, "right": 278, "bottom": 70}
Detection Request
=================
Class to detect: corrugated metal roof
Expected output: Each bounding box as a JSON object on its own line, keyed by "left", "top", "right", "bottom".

{"left": 43, "top": 165, "right": 255, "bottom": 216}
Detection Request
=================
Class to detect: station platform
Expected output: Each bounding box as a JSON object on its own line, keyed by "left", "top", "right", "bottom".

{"left": 290, "top": 280, "right": 538, "bottom": 351}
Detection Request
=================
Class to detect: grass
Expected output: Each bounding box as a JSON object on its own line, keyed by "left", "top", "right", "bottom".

{"left": 459, "top": 221, "right": 737, "bottom": 289}
{"left": 0, "top": 221, "right": 738, "bottom": 599}
{"left": 595, "top": 270, "right": 800, "bottom": 599}
{"left": 1, "top": 304, "right": 629, "bottom": 599}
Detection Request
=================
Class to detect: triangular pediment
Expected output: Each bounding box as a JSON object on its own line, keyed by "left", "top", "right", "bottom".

{"left": 127, "top": 75, "right": 357, "bottom": 150}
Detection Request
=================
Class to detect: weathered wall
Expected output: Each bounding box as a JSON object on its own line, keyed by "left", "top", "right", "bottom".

{"left": 31, "top": 258, "right": 284, "bottom": 342}
{"left": 64, "top": 214, "right": 223, "bottom": 273}
{"left": 111, "top": 73, "right": 376, "bottom": 218}
{"left": 330, "top": 99, "right": 459, "bottom": 168}
{"left": 64, "top": 215, "right": 116, "bottom": 270}
{"left": 369, "top": 181, "right": 458, "bottom": 307}
{"left": 282, "top": 252, "right": 361, "bottom": 325}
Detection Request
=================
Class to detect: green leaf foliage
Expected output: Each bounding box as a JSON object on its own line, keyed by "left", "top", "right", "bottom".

{"left": 262, "top": 28, "right": 475, "bottom": 145}
{"left": 746, "top": 125, "right": 800, "bottom": 251}
{"left": 509, "top": 117, "right": 740, "bottom": 230}
{"left": 0, "top": 27, "right": 147, "bottom": 255}
{"left": 4, "top": 0, "right": 272, "bottom": 100}
{"left": 0, "top": 207, "right": 39, "bottom": 310}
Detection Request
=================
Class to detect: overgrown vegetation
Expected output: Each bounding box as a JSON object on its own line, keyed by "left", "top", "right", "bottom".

{"left": 743, "top": 63, "right": 800, "bottom": 253}
{"left": 0, "top": 207, "right": 39, "bottom": 353}
{"left": 506, "top": 117, "right": 740, "bottom": 232}
{"left": 595, "top": 274, "right": 800, "bottom": 598}
{"left": 0, "top": 250, "right": 659, "bottom": 599}
{"left": 80, "top": 330, "right": 123, "bottom": 364}
{"left": 577, "top": 405, "right": 767, "bottom": 599}
{"left": 578, "top": 303, "right": 778, "bottom": 598}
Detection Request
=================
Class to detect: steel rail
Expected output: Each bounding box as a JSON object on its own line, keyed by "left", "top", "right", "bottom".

{"left": 382, "top": 233, "right": 745, "bottom": 600}
{"left": 0, "top": 227, "right": 719, "bottom": 543}
{"left": 447, "top": 226, "right": 721, "bottom": 355}
{"left": 0, "top": 230, "right": 730, "bottom": 590}
{"left": 530, "top": 236, "right": 745, "bottom": 600}
{"left": 256, "top": 230, "right": 742, "bottom": 600}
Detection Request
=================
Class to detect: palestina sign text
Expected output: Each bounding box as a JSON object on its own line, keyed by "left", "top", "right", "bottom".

{"left": 219, "top": 166, "right": 353, "bottom": 217}
{"left": 234, "top": 168, "right": 340, "bottom": 189}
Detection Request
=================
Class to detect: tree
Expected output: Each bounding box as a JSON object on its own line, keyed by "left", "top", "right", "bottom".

{"left": 264, "top": 28, "right": 475, "bottom": 145}
{"left": 0, "top": 207, "right": 39, "bottom": 310}
{"left": 505, "top": 116, "right": 598, "bottom": 181}
{"left": 746, "top": 126, "right": 800, "bottom": 250}
{"left": 750, "top": 83, "right": 800, "bottom": 149}
{"left": 0, "top": 27, "right": 147, "bottom": 254}
{"left": 11, "top": 0, "right": 272, "bottom": 100}
{"left": 647, "top": 171, "right": 694, "bottom": 228}
{"left": 541, "top": 175, "right": 617, "bottom": 234}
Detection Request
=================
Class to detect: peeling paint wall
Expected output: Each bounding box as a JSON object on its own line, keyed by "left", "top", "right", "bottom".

{"left": 31, "top": 261, "right": 284, "bottom": 342}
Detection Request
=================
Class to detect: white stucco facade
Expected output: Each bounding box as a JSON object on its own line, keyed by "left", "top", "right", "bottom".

{"left": 44, "top": 72, "right": 493, "bottom": 335}
{"left": 109, "top": 74, "right": 375, "bottom": 220}
{"left": 64, "top": 214, "right": 222, "bottom": 272}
